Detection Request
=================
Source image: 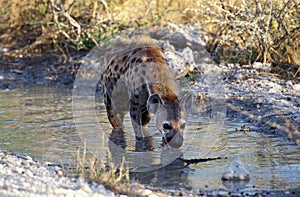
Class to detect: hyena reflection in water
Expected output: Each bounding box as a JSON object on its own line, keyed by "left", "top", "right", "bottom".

{"left": 99, "top": 37, "right": 192, "bottom": 151}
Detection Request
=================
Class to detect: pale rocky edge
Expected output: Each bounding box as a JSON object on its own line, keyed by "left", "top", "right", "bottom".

{"left": 0, "top": 23, "right": 300, "bottom": 197}
{"left": 0, "top": 152, "right": 173, "bottom": 197}
{"left": 0, "top": 151, "right": 115, "bottom": 197}
{"left": 0, "top": 149, "right": 299, "bottom": 197}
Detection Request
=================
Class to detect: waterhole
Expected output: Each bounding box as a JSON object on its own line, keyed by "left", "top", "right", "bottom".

{"left": 0, "top": 85, "right": 299, "bottom": 193}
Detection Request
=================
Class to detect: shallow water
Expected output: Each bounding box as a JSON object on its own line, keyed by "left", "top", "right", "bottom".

{"left": 0, "top": 85, "right": 299, "bottom": 193}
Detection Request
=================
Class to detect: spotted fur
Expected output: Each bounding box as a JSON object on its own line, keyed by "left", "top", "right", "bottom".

{"left": 100, "top": 37, "right": 189, "bottom": 148}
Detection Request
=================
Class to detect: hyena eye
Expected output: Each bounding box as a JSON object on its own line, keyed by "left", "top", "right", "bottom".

{"left": 163, "top": 123, "right": 172, "bottom": 130}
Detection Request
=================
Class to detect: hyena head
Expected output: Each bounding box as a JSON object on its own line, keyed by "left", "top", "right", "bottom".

{"left": 147, "top": 90, "right": 193, "bottom": 149}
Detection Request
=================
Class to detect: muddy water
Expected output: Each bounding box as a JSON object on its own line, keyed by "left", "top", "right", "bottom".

{"left": 0, "top": 85, "right": 299, "bottom": 193}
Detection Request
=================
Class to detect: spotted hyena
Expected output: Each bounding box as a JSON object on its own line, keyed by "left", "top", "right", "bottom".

{"left": 99, "top": 37, "right": 192, "bottom": 149}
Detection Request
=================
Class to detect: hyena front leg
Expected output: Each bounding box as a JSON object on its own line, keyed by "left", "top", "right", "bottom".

{"left": 130, "top": 100, "right": 154, "bottom": 151}
{"left": 104, "top": 94, "right": 124, "bottom": 130}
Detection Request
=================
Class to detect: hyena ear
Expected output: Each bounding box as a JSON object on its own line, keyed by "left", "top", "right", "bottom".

{"left": 147, "top": 94, "right": 163, "bottom": 114}
{"left": 180, "top": 91, "right": 194, "bottom": 112}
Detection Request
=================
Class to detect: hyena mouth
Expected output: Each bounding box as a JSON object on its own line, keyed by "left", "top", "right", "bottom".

{"left": 161, "top": 130, "right": 183, "bottom": 149}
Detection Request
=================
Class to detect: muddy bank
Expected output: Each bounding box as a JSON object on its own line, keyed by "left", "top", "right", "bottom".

{"left": 0, "top": 50, "right": 86, "bottom": 89}
{"left": 216, "top": 62, "right": 300, "bottom": 142}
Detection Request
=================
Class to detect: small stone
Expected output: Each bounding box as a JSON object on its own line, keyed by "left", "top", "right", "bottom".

{"left": 77, "top": 177, "right": 92, "bottom": 193}
{"left": 293, "top": 84, "right": 300, "bottom": 92}
{"left": 218, "top": 190, "right": 229, "bottom": 196}
{"left": 286, "top": 80, "right": 293, "bottom": 87}
{"left": 242, "top": 64, "right": 251, "bottom": 68}
{"left": 252, "top": 62, "right": 263, "bottom": 69}
{"left": 44, "top": 161, "right": 53, "bottom": 166}
{"left": 15, "top": 159, "right": 22, "bottom": 167}
{"left": 227, "top": 63, "right": 235, "bottom": 68}
{"left": 143, "top": 189, "right": 153, "bottom": 196}
{"left": 234, "top": 73, "right": 243, "bottom": 80}
{"left": 14, "top": 166, "right": 24, "bottom": 174}
{"left": 54, "top": 166, "right": 61, "bottom": 172}
{"left": 0, "top": 47, "right": 9, "bottom": 52}
{"left": 71, "top": 177, "right": 77, "bottom": 182}
{"left": 219, "top": 62, "right": 226, "bottom": 67}
{"left": 149, "top": 193, "right": 159, "bottom": 197}
{"left": 25, "top": 170, "right": 34, "bottom": 177}
{"left": 57, "top": 170, "right": 63, "bottom": 176}
{"left": 284, "top": 191, "right": 290, "bottom": 195}
{"left": 25, "top": 156, "right": 33, "bottom": 161}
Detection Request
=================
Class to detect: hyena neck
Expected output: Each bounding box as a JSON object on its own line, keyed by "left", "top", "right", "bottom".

{"left": 148, "top": 83, "right": 179, "bottom": 102}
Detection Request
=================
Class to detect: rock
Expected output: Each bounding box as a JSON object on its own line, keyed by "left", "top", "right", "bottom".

{"left": 130, "top": 23, "right": 215, "bottom": 67}
{"left": 0, "top": 47, "right": 10, "bottom": 52}
{"left": 77, "top": 176, "right": 93, "bottom": 193}
{"left": 234, "top": 73, "right": 243, "bottom": 80}
{"left": 286, "top": 80, "right": 293, "bottom": 87}
{"left": 293, "top": 83, "right": 300, "bottom": 91}
{"left": 25, "top": 169, "right": 34, "bottom": 177}
{"left": 54, "top": 165, "right": 62, "bottom": 172}
{"left": 149, "top": 193, "right": 160, "bottom": 197}
{"left": 14, "top": 166, "right": 24, "bottom": 174}
{"left": 242, "top": 64, "right": 251, "bottom": 68}
{"left": 221, "top": 157, "right": 250, "bottom": 180}
{"left": 252, "top": 62, "right": 271, "bottom": 72}
{"left": 56, "top": 170, "right": 63, "bottom": 176}
{"left": 162, "top": 44, "right": 195, "bottom": 78}
{"left": 143, "top": 189, "right": 153, "bottom": 196}
{"left": 25, "top": 156, "right": 33, "bottom": 161}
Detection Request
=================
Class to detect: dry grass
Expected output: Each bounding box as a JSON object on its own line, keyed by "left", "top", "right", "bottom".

{"left": 69, "top": 141, "right": 167, "bottom": 196}
{"left": 183, "top": 0, "right": 299, "bottom": 67}
{"left": 73, "top": 141, "right": 129, "bottom": 191}
{"left": 1, "top": 0, "right": 299, "bottom": 75}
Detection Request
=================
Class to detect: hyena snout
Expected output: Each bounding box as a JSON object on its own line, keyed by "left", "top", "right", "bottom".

{"left": 162, "top": 121, "right": 185, "bottom": 148}
{"left": 148, "top": 92, "right": 193, "bottom": 149}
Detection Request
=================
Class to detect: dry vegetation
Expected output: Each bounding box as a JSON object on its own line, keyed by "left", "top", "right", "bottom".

{"left": 0, "top": 0, "right": 299, "bottom": 78}
{"left": 186, "top": 0, "right": 300, "bottom": 78}
{"left": 68, "top": 143, "right": 168, "bottom": 196}
{"left": 73, "top": 143, "right": 130, "bottom": 192}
